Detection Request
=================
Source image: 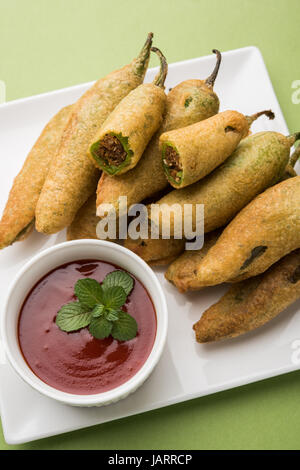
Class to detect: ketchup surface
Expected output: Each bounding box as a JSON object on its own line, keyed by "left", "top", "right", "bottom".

{"left": 18, "top": 260, "right": 157, "bottom": 395}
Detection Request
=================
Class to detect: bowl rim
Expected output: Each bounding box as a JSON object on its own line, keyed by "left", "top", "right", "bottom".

{"left": 1, "top": 239, "right": 168, "bottom": 406}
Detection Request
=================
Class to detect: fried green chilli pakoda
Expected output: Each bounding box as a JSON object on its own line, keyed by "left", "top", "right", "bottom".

{"left": 96, "top": 49, "right": 222, "bottom": 216}
{"left": 180, "top": 174, "right": 300, "bottom": 291}
{"left": 161, "top": 109, "right": 275, "bottom": 188}
{"left": 89, "top": 47, "right": 168, "bottom": 175}
{"left": 0, "top": 104, "right": 72, "bottom": 249}
{"left": 35, "top": 33, "right": 153, "bottom": 235}
{"left": 193, "top": 249, "right": 300, "bottom": 343}
{"left": 151, "top": 131, "right": 296, "bottom": 239}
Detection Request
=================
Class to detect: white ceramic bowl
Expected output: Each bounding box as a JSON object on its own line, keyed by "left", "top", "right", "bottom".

{"left": 1, "top": 240, "right": 168, "bottom": 407}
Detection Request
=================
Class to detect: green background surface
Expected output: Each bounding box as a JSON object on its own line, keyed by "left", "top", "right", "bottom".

{"left": 0, "top": 0, "right": 299, "bottom": 450}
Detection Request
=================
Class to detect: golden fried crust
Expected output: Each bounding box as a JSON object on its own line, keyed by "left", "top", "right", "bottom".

{"left": 14, "top": 219, "right": 35, "bottom": 242}
{"left": 0, "top": 105, "right": 72, "bottom": 249}
{"left": 163, "top": 80, "right": 219, "bottom": 131}
{"left": 124, "top": 234, "right": 185, "bottom": 265}
{"left": 183, "top": 176, "right": 300, "bottom": 290}
{"left": 193, "top": 249, "right": 300, "bottom": 343}
{"left": 151, "top": 131, "right": 291, "bottom": 238}
{"left": 90, "top": 83, "right": 166, "bottom": 174}
{"left": 160, "top": 110, "right": 249, "bottom": 188}
{"left": 67, "top": 194, "right": 99, "bottom": 240}
{"left": 96, "top": 79, "right": 220, "bottom": 215}
{"left": 36, "top": 61, "right": 147, "bottom": 235}
{"left": 165, "top": 230, "right": 222, "bottom": 291}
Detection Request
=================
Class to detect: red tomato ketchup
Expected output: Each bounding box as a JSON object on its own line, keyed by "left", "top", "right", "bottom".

{"left": 18, "top": 260, "right": 157, "bottom": 395}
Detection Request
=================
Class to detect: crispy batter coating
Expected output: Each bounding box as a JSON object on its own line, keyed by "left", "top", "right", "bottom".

{"left": 67, "top": 194, "right": 99, "bottom": 240}
{"left": 14, "top": 220, "right": 35, "bottom": 242}
{"left": 0, "top": 105, "right": 72, "bottom": 249}
{"left": 165, "top": 230, "right": 221, "bottom": 290}
{"left": 151, "top": 131, "right": 293, "bottom": 238}
{"left": 161, "top": 110, "right": 274, "bottom": 188}
{"left": 35, "top": 34, "right": 152, "bottom": 235}
{"left": 193, "top": 250, "right": 300, "bottom": 343}
{"left": 182, "top": 176, "right": 300, "bottom": 290}
{"left": 96, "top": 77, "right": 220, "bottom": 216}
{"left": 124, "top": 234, "right": 185, "bottom": 265}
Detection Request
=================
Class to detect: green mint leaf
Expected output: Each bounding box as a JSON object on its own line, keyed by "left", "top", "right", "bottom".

{"left": 89, "top": 317, "right": 113, "bottom": 339}
{"left": 111, "top": 311, "right": 138, "bottom": 341}
{"left": 102, "top": 270, "right": 134, "bottom": 296}
{"left": 56, "top": 302, "right": 92, "bottom": 332}
{"left": 102, "top": 286, "right": 127, "bottom": 310}
{"left": 74, "top": 278, "right": 104, "bottom": 309}
{"left": 105, "top": 310, "right": 119, "bottom": 322}
{"left": 92, "top": 304, "right": 105, "bottom": 318}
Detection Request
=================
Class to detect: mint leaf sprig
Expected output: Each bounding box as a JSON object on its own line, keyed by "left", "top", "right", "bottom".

{"left": 56, "top": 270, "right": 137, "bottom": 341}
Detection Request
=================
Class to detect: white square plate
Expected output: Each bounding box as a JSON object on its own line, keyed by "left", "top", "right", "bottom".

{"left": 0, "top": 46, "right": 299, "bottom": 445}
